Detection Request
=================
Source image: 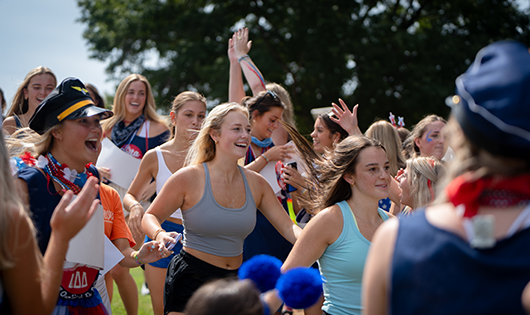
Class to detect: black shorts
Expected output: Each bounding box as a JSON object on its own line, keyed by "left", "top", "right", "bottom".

{"left": 164, "top": 249, "right": 238, "bottom": 314}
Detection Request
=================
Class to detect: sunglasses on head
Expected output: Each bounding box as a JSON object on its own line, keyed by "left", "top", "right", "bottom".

{"left": 254, "top": 90, "right": 279, "bottom": 108}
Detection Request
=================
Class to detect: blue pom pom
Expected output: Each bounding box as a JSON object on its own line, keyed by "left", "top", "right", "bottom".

{"left": 238, "top": 255, "right": 282, "bottom": 292}
{"left": 276, "top": 267, "right": 323, "bottom": 309}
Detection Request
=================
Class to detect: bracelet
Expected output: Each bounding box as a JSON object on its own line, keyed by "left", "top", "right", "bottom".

{"left": 152, "top": 228, "right": 166, "bottom": 241}
{"left": 238, "top": 54, "right": 250, "bottom": 63}
{"left": 261, "top": 154, "right": 270, "bottom": 163}
{"left": 129, "top": 201, "right": 141, "bottom": 210}
{"left": 133, "top": 251, "right": 144, "bottom": 265}
{"left": 300, "top": 188, "right": 308, "bottom": 195}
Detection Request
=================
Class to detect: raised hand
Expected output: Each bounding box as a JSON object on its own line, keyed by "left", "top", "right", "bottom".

{"left": 233, "top": 27, "right": 252, "bottom": 58}
{"left": 330, "top": 99, "right": 362, "bottom": 136}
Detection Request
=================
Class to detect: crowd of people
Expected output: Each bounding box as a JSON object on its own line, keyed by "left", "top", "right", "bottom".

{"left": 1, "top": 30, "right": 530, "bottom": 315}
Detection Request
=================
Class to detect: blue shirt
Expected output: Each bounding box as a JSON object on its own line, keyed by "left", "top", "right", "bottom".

{"left": 319, "top": 200, "right": 389, "bottom": 315}
{"left": 391, "top": 210, "right": 530, "bottom": 315}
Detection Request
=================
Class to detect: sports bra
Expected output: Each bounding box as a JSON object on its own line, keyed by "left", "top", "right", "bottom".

{"left": 155, "top": 146, "right": 181, "bottom": 219}
{"left": 182, "top": 162, "right": 257, "bottom": 257}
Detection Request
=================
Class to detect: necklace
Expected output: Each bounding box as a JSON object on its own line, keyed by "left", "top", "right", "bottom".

{"left": 43, "top": 153, "right": 94, "bottom": 194}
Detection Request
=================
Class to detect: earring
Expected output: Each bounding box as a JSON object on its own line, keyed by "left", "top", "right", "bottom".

{"left": 214, "top": 139, "right": 218, "bottom": 144}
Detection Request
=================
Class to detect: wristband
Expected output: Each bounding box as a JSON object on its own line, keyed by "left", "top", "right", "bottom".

{"left": 238, "top": 54, "right": 250, "bottom": 63}
{"left": 133, "top": 251, "right": 144, "bottom": 265}
{"left": 300, "top": 188, "right": 308, "bottom": 195}
{"left": 261, "top": 154, "right": 270, "bottom": 163}
{"left": 152, "top": 228, "right": 166, "bottom": 241}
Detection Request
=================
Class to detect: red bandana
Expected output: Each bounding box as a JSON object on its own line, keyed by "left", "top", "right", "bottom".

{"left": 446, "top": 174, "right": 530, "bottom": 218}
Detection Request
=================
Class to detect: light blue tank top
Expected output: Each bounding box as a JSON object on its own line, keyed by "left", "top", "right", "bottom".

{"left": 182, "top": 163, "right": 257, "bottom": 257}
{"left": 318, "top": 200, "right": 389, "bottom": 315}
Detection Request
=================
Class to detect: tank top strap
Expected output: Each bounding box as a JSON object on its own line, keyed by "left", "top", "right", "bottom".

{"left": 201, "top": 162, "right": 213, "bottom": 197}
{"left": 14, "top": 115, "right": 22, "bottom": 128}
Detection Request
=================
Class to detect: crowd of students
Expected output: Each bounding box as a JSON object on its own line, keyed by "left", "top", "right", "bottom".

{"left": 1, "top": 32, "right": 530, "bottom": 315}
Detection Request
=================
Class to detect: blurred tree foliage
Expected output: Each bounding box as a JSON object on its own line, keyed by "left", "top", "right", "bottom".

{"left": 78, "top": 0, "right": 530, "bottom": 133}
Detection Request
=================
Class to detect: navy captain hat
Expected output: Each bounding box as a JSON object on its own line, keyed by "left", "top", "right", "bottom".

{"left": 446, "top": 40, "right": 530, "bottom": 159}
{"left": 29, "top": 77, "right": 113, "bottom": 134}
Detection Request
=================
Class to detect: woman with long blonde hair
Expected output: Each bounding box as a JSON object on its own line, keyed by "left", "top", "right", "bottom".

{"left": 142, "top": 102, "right": 301, "bottom": 314}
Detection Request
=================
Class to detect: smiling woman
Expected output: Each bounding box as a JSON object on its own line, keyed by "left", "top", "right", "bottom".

{"left": 263, "top": 125, "right": 393, "bottom": 315}
{"left": 8, "top": 77, "right": 165, "bottom": 315}
{"left": 142, "top": 102, "right": 301, "bottom": 315}
{"left": 2, "top": 66, "right": 57, "bottom": 135}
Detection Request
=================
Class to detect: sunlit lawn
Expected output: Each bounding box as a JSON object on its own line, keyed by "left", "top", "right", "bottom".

{"left": 110, "top": 267, "right": 153, "bottom": 315}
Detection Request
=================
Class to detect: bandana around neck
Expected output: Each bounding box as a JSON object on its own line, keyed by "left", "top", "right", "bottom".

{"left": 446, "top": 173, "right": 530, "bottom": 218}
{"left": 252, "top": 136, "right": 273, "bottom": 148}
{"left": 112, "top": 114, "right": 146, "bottom": 148}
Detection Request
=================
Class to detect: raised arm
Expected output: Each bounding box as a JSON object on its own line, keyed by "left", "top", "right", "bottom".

{"left": 330, "top": 99, "right": 362, "bottom": 136}
{"left": 124, "top": 149, "right": 158, "bottom": 240}
{"left": 234, "top": 28, "right": 267, "bottom": 96}
{"left": 228, "top": 32, "right": 246, "bottom": 103}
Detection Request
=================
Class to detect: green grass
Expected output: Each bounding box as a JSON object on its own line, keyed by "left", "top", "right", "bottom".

{"left": 110, "top": 267, "right": 154, "bottom": 315}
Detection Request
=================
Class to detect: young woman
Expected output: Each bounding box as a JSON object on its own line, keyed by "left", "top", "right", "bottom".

{"left": 228, "top": 27, "right": 298, "bottom": 146}
{"left": 123, "top": 91, "right": 207, "bottom": 315}
{"left": 395, "top": 156, "right": 445, "bottom": 213}
{"left": 142, "top": 103, "right": 301, "bottom": 314}
{"left": 3, "top": 66, "right": 56, "bottom": 135}
{"left": 0, "top": 130, "right": 100, "bottom": 315}
{"left": 266, "top": 124, "right": 392, "bottom": 315}
{"left": 101, "top": 73, "right": 170, "bottom": 314}
{"left": 363, "top": 40, "right": 530, "bottom": 315}
{"left": 12, "top": 78, "right": 164, "bottom": 315}
{"left": 402, "top": 114, "right": 447, "bottom": 160}
{"left": 240, "top": 90, "right": 296, "bottom": 263}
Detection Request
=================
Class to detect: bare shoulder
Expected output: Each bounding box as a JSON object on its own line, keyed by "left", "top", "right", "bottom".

{"left": 303, "top": 204, "right": 344, "bottom": 245}
{"left": 149, "top": 120, "right": 170, "bottom": 136}
{"left": 2, "top": 116, "right": 17, "bottom": 135}
{"left": 172, "top": 164, "right": 203, "bottom": 182}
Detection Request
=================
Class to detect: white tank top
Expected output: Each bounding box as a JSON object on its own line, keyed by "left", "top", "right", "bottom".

{"left": 155, "top": 146, "right": 182, "bottom": 219}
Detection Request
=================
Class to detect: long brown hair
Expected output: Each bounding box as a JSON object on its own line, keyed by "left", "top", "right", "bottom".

{"left": 281, "top": 121, "right": 385, "bottom": 213}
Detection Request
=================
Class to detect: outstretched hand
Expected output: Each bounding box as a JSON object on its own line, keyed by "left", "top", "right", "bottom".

{"left": 233, "top": 27, "right": 252, "bottom": 58}
{"left": 137, "top": 240, "right": 167, "bottom": 264}
{"left": 50, "top": 176, "right": 100, "bottom": 241}
{"left": 330, "top": 99, "right": 362, "bottom": 136}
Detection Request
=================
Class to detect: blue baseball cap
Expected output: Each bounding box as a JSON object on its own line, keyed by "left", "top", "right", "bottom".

{"left": 446, "top": 40, "right": 530, "bottom": 159}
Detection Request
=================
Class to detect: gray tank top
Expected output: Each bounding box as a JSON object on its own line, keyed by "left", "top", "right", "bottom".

{"left": 182, "top": 163, "right": 257, "bottom": 257}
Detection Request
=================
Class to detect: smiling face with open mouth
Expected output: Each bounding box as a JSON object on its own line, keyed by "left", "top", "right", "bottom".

{"left": 53, "top": 115, "right": 103, "bottom": 171}
{"left": 124, "top": 80, "right": 147, "bottom": 120}
{"left": 214, "top": 111, "right": 251, "bottom": 158}
{"left": 23, "top": 73, "right": 55, "bottom": 111}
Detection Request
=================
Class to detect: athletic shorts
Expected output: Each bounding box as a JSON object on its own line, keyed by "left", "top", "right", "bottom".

{"left": 164, "top": 249, "right": 238, "bottom": 313}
